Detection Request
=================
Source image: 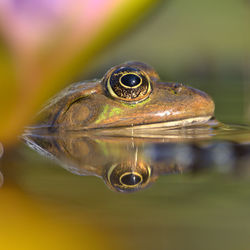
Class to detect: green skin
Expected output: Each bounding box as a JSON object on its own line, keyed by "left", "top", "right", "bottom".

{"left": 34, "top": 61, "right": 215, "bottom": 131}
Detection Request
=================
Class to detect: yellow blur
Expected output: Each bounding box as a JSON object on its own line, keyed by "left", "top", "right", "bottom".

{"left": 0, "top": 185, "right": 116, "bottom": 250}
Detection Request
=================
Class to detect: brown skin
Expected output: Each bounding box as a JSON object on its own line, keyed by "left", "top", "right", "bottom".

{"left": 33, "top": 62, "right": 215, "bottom": 131}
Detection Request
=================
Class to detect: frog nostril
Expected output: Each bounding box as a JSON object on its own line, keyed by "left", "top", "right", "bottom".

{"left": 172, "top": 83, "right": 183, "bottom": 94}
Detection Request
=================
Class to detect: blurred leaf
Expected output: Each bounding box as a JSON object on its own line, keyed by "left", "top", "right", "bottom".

{"left": 0, "top": 0, "right": 159, "bottom": 145}
{"left": 0, "top": 185, "right": 119, "bottom": 250}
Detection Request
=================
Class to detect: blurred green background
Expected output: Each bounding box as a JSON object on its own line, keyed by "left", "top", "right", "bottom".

{"left": 2, "top": 0, "right": 250, "bottom": 250}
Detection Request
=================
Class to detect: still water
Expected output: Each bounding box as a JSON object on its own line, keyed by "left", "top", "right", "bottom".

{"left": 23, "top": 120, "right": 250, "bottom": 193}
{"left": 2, "top": 120, "right": 249, "bottom": 250}
{"left": 2, "top": 82, "right": 250, "bottom": 250}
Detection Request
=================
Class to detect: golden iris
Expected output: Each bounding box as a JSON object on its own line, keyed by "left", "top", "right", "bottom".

{"left": 106, "top": 66, "right": 152, "bottom": 103}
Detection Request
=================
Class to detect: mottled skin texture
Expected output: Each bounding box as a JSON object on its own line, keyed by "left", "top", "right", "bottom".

{"left": 34, "top": 62, "right": 215, "bottom": 131}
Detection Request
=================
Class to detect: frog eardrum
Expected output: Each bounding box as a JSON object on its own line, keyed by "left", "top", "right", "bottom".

{"left": 105, "top": 66, "right": 152, "bottom": 103}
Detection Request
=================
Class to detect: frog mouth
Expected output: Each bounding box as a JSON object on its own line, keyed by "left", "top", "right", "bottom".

{"left": 84, "top": 115, "right": 214, "bottom": 131}
{"left": 127, "top": 115, "right": 213, "bottom": 130}
{"left": 89, "top": 115, "right": 218, "bottom": 139}
{"left": 82, "top": 116, "right": 220, "bottom": 141}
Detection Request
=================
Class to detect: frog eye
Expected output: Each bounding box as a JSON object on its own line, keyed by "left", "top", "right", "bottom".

{"left": 106, "top": 67, "right": 152, "bottom": 103}
{"left": 105, "top": 162, "right": 151, "bottom": 192}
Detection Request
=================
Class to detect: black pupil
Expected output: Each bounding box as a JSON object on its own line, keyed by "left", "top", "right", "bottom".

{"left": 121, "top": 174, "right": 141, "bottom": 186}
{"left": 120, "top": 74, "right": 141, "bottom": 87}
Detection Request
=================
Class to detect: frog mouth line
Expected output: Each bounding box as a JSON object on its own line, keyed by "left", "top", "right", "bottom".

{"left": 126, "top": 115, "right": 213, "bottom": 130}
{"left": 24, "top": 115, "right": 217, "bottom": 142}
{"left": 84, "top": 115, "right": 217, "bottom": 139}
{"left": 88, "top": 115, "right": 215, "bottom": 132}
{"left": 25, "top": 115, "right": 214, "bottom": 134}
{"left": 73, "top": 115, "right": 214, "bottom": 131}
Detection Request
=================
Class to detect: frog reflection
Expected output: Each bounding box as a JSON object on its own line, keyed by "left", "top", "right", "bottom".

{"left": 23, "top": 132, "right": 184, "bottom": 193}
{"left": 104, "top": 160, "right": 154, "bottom": 192}
{"left": 24, "top": 128, "right": 250, "bottom": 192}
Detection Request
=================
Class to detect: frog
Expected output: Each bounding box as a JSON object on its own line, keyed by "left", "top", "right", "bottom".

{"left": 32, "top": 61, "right": 215, "bottom": 131}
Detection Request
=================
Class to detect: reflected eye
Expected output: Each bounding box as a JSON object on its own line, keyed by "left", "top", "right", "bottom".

{"left": 106, "top": 67, "right": 152, "bottom": 103}
{"left": 120, "top": 172, "right": 142, "bottom": 186}
{"left": 105, "top": 162, "right": 151, "bottom": 192}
